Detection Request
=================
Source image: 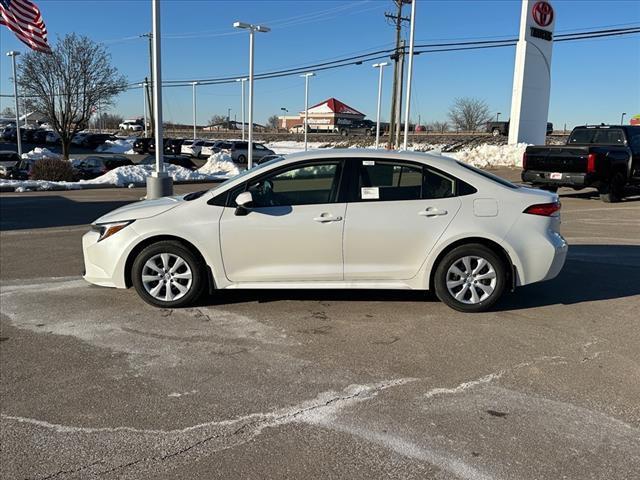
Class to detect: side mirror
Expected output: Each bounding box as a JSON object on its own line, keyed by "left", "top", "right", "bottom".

{"left": 234, "top": 191, "right": 253, "bottom": 216}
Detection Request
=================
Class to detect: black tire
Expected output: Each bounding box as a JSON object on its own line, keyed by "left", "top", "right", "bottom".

{"left": 492, "top": 128, "right": 501, "bottom": 137}
{"left": 132, "top": 240, "right": 206, "bottom": 308}
{"left": 433, "top": 243, "right": 507, "bottom": 313}
{"left": 599, "top": 172, "right": 625, "bottom": 203}
{"left": 365, "top": 129, "right": 372, "bottom": 137}
{"left": 340, "top": 129, "right": 348, "bottom": 137}
{"left": 237, "top": 154, "right": 247, "bottom": 163}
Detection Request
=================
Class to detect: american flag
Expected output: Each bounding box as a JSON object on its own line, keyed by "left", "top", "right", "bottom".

{"left": 0, "top": 0, "right": 51, "bottom": 53}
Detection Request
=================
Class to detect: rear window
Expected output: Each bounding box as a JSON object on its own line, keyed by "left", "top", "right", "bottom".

{"left": 456, "top": 162, "right": 518, "bottom": 189}
{"left": 568, "top": 128, "right": 626, "bottom": 145}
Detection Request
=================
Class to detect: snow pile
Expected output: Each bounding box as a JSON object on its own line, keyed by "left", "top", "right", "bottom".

{"left": 83, "top": 164, "right": 227, "bottom": 187}
{"left": 21, "top": 147, "right": 61, "bottom": 160}
{"left": 96, "top": 138, "right": 135, "bottom": 154}
{"left": 198, "top": 152, "right": 240, "bottom": 176}
{"left": 266, "top": 141, "right": 333, "bottom": 154}
{"left": 445, "top": 143, "right": 530, "bottom": 168}
{"left": 1, "top": 179, "right": 81, "bottom": 191}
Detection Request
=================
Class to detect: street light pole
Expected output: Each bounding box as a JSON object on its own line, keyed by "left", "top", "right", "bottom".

{"left": 301, "top": 72, "right": 315, "bottom": 151}
{"left": 233, "top": 22, "right": 270, "bottom": 169}
{"left": 372, "top": 62, "right": 388, "bottom": 149}
{"left": 7, "top": 51, "right": 22, "bottom": 157}
{"left": 496, "top": 112, "right": 501, "bottom": 122}
{"left": 192, "top": 81, "right": 198, "bottom": 139}
{"left": 402, "top": 0, "right": 417, "bottom": 151}
{"left": 236, "top": 78, "right": 247, "bottom": 141}
{"left": 141, "top": 82, "right": 148, "bottom": 137}
{"left": 620, "top": 112, "right": 627, "bottom": 125}
{"left": 146, "top": 0, "right": 173, "bottom": 199}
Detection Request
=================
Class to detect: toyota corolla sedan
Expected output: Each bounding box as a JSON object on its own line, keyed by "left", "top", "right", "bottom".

{"left": 82, "top": 150, "right": 567, "bottom": 312}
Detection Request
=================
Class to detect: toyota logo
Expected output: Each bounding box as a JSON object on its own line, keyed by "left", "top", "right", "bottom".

{"left": 532, "top": 1, "right": 554, "bottom": 27}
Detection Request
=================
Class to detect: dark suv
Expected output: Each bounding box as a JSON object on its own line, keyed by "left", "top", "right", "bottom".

{"left": 337, "top": 119, "right": 376, "bottom": 137}
{"left": 73, "top": 155, "right": 133, "bottom": 180}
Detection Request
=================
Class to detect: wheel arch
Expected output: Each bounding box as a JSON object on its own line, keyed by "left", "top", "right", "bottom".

{"left": 124, "top": 234, "right": 215, "bottom": 293}
{"left": 427, "top": 236, "right": 517, "bottom": 291}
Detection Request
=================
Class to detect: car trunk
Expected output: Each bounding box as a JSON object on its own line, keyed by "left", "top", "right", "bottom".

{"left": 525, "top": 146, "right": 590, "bottom": 173}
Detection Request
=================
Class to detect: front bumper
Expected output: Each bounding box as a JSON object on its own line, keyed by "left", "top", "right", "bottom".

{"left": 522, "top": 170, "right": 592, "bottom": 188}
{"left": 82, "top": 226, "right": 139, "bottom": 289}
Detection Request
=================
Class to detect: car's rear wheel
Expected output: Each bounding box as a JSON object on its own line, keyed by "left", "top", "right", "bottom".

{"left": 433, "top": 244, "right": 507, "bottom": 313}
{"left": 237, "top": 154, "right": 247, "bottom": 163}
{"left": 132, "top": 241, "right": 206, "bottom": 308}
{"left": 492, "top": 128, "right": 501, "bottom": 137}
{"left": 599, "top": 171, "right": 625, "bottom": 203}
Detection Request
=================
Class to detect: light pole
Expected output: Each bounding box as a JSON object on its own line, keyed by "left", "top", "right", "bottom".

{"left": 496, "top": 112, "right": 501, "bottom": 122}
{"left": 146, "top": 0, "right": 173, "bottom": 199}
{"left": 191, "top": 81, "right": 199, "bottom": 139}
{"left": 141, "top": 82, "right": 148, "bottom": 137}
{"left": 372, "top": 62, "right": 388, "bottom": 149}
{"left": 233, "top": 21, "right": 270, "bottom": 169}
{"left": 236, "top": 78, "right": 247, "bottom": 141}
{"left": 7, "top": 51, "right": 22, "bottom": 157}
{"left": 402, "top": 0, "right": 417, "bottom": 150}
{"left": 301, "top": 72, "right": 315, "bottom": 151}
{"left": 620, "top": 112, "right": 627, "bottom": 125}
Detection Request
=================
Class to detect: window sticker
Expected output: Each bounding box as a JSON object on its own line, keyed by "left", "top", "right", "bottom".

{"left": 362, "top": 160, "right": 376, "bottom": 166}
{"left": 361, "top": 187, "right": 380, "bottom": 200}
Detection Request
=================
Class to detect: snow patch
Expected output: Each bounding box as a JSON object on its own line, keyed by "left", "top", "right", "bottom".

{"left": 20, "top": 147, "right": 61, "bottom": 160}
{"left": 198, "top": 152, "right": 240, "bottom": 176}
{"left": 96, "top": 138, "right": 135, "bottom": 154}
{"left": 445, "top": 143, "right": 530, "bottom": 168}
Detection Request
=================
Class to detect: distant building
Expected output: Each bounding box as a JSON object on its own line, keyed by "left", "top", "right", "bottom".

{"left": 279, "top": 97, "right": 365, "bottom": 132}
{"left": 203, "top": 120, "right": 266, "bottom": 132}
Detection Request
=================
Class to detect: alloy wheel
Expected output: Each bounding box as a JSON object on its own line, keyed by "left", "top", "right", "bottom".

{"left": 445, "top": 255, "right": 497, "bottom": 305}
{"left": 141, "top": 253, "right": 193, "bottom": 302}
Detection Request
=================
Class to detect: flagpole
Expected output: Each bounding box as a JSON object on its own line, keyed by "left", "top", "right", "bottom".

{"left": 146, "top": 0, "right": 173, "bottom": 199}
{"left": 6, "top": 51, "right": 22, "bottom": 157}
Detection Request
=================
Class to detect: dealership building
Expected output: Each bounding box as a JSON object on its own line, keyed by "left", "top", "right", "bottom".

{"left": 279, "top": 97, "right": 366, "bottom": 132}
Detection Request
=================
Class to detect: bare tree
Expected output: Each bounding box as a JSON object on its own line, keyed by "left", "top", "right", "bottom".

{"left": 18, "top": 34, "right": 127, "bottom": 158}
{"left": 90, "top": 112, "right": 123, "bottom": 130}
{"left": 429, "top": 121, "right": 449, "bottom": 133}
{"left": 266, "top": 114, "right": 279, "bottom": 130}
{"left": 1, "top": 107, "right": 15, "bottom": 118}
{"left": 447, "top": 97, "right": 491, "bottom": 132}
{"left": 208, "top": 114, "right": 227, "bottom": 126}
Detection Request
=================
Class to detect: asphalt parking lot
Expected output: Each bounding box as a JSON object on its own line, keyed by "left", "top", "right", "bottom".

{"left": 1, "top": 170, "right": 639, "bottom": 480}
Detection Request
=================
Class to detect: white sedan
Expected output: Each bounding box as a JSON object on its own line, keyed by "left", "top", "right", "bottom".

{"left": 82, "top": 150, "right": 567, "bottom": 312}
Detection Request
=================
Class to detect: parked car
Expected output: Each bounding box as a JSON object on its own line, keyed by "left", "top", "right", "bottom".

{"left": 119, "top": 120, "right": 143, "bottom": 131}
{"left": 486, "top": 121, "right": 554, "bottom": 137}
{"left": 133, "top": 137, "right": 153, "bottom": 154}
{"left": 20, "top": 128, "right": 37, "bottom": 143}
{"left": 73, "top": 155, "right": 134, "bottom": 180}
{"left": 336, "top": 119, "right": 376, "bottom": 137}
{"left": 72, "top": 132, "right": 91, "bottom": 145}
{"left": 522, "top": 124, "right": 640, "bottom": 202}
{"left": 45, "top": 130, "right": 61, "bottom": 144}
{"left": 80, "top": 133, "right": 116, "bottom": 149}
{"left": 289, "top": 124, "right": 304, "bottom": 134}
{"left": 82, "top": 150, "right": 567, "bottom": 312}
{"left": 31, "top": 129, "right": 48, "bottom": 144}
{"left": 220, "top": 141, "right": 275, "bottom": 163}
{"left": 140, "top": 155, "right": 197, "bottom": 171}
{"left": 150, "top": 138, "right": 183, "bottom": 156}
{"left": 3, "top": 157, "right": 38, "bottom": 180}
{"left": 2, "top": 125, "right": 16, "bottom": 141}
{"left": 200, "top": 140, "right": 219, "bottom": 158}
{"left": 181, "top": 139, "right": 205, "bottom": 158}
{"left": 0, "top": 150, "right": 20, "bottom": 178}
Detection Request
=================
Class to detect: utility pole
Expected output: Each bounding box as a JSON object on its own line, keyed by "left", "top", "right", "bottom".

{"left": 385, "top": 0, "right": 410, "bottom": 149}
{"left": 394, "top": 39, "right": 406, "bottom": 148}
{"left": 141, "top": 33, "right": 155, "bottom": 137}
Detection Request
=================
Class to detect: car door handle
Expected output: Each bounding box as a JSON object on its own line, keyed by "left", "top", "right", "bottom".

{"left": 419, "top": 207, "right": 448, "bottom": 217}
{"left": 313, "top": 214, "right": 343, "bottom": 223}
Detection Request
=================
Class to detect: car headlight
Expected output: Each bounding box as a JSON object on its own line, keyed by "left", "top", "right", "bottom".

{"left": 91, "top": 220, "right": 134, "bottom": 242}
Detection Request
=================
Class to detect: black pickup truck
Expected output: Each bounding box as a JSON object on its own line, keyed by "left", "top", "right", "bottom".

{"left": 522, "top": 125, "right": 640, "bottom": 202}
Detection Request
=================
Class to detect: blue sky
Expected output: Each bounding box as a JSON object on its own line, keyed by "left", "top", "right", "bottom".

{"left": 1, "top": 0, "right": 639, "bottom": 128}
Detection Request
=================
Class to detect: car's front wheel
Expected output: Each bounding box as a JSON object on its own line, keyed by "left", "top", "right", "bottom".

{"left": 132, "top": 241, "right": 206, "bottom": 308}
{"left": 433, "top": 244, "right": 507, "bottom": 313}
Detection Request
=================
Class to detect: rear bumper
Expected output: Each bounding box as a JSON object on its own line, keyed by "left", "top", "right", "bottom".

{"left": 522, "top": 170, "right": 592, "bottom": 188}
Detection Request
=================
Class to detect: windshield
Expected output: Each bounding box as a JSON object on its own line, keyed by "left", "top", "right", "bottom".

{"left": 568, "top": 128, "right": 626, "bottom": 145}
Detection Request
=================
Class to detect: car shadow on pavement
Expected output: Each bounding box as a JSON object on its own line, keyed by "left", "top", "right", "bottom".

{"left": 203, "top": 245, "right": 640, "bottom": 310}
{"left": 0, "top": 196, "right": 132, "bottom": 231}
{"left": 496, "top": 244, "right": 640, "bottom": 310}
{"left": 559, "top": 187, "right": 640, "bottom": 202}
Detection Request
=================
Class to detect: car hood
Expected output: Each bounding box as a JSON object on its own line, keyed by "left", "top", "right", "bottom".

{"left": 94, "top": 196, "right": 183, "bottom": 224}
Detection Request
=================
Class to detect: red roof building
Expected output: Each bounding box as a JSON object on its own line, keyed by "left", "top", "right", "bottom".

{"left": 279, "top": 97, "right": 366, "bottom": 132}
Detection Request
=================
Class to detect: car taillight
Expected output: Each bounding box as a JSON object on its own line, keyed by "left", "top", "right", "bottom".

{"left": 522, "top": 152, "right": 528, "bottom": 170}
{"left": 587, "top": 153, "right": 596, "bottom": 173}
{"left": 523, "top": 201, "right": 561, "bottom": 217}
